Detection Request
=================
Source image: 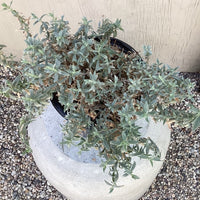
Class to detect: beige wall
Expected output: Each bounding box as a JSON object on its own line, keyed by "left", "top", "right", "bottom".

{"left": 0, "top": 0, "right": 200, "bottom": 72}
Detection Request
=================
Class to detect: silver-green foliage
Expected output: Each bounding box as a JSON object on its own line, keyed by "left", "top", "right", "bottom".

{"left": 1, "top": 2, "right": 199, "bottom": 192}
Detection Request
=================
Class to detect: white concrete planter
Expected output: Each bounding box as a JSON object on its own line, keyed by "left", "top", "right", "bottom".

{"left": 28, "top": 103, "right": 171, "bottom": 200}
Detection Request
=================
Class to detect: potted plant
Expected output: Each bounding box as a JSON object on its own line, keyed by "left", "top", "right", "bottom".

{"left": 1, "top": 2, "right": 199, "bottom": 200}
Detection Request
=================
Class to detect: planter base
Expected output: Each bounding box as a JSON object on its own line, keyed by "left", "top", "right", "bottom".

{"left": 28, "top": 103, "right": 171, "bottom": 200}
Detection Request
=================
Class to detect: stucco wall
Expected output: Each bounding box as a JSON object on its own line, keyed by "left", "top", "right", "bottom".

{"left": 0, "top": 0, "right": 200, "bottom": 71}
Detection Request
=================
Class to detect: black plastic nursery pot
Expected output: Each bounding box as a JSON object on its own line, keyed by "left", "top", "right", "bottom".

{"left": 50, "top": 37, "right": 140, "bottom": 117}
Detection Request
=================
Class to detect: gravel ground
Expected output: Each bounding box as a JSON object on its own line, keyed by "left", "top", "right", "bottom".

{"left": 0, "top": 69, "right": 200, "bottom": 200}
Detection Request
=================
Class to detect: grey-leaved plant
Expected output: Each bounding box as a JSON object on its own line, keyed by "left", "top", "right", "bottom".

{"left": 0, "top": 2, "right": 199, "bottom": 193}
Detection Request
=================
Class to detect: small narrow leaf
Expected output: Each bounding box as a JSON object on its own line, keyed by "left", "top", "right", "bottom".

{"left": 192, "top": 114, "right": 200, "bottom": 132}
{"left": 131, "top": 174, "right": 140, "bottom": 179}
